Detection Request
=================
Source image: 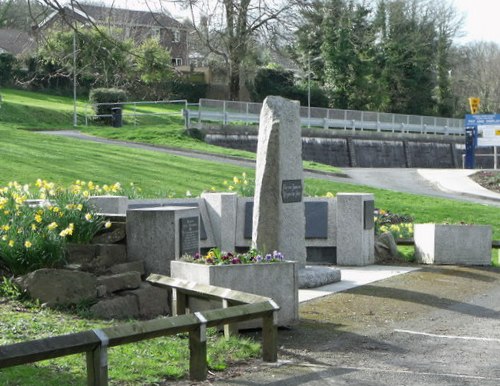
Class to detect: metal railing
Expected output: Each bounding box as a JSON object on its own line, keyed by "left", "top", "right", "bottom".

{"left": 0, "top": 274, "right": 279, "bottom": 384}
{"left": 84, "top": 99, "right": 188, "bottom": 126}
{"left": 185, "top": 99, "right": 465, "bottom": 136}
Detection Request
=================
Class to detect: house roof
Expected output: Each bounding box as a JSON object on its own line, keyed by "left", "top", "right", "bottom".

{"left": 0, "top": 29, "right": 34, "bottom": 56}
{"left": 76, "top": 3, "right": 186, "bottom": 30}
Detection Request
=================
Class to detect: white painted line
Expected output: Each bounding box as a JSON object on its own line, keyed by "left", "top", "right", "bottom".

{"left": 394, "top": 329, "right": 500, "bottom": 343}
{"left": 339, "top": 365, "right": 500, "bottom": 381}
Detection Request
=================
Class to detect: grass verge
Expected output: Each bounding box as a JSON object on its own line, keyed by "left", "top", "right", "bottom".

{"left": 0, "top": 297, "right": 260, "bottom": 384}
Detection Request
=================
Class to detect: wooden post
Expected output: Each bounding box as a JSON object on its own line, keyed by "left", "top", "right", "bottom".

{"left": 87, "top": 330, "right": 109, "bottom": 386}
{"left": 222, "top": 299, "right": 238, "bottom": 338}
{"left": 261, "top": 307, "right": 278, "bottom": 362}
{"left": 189, "top": 312, "right": 208, "bottom": 381}
{"left": 172, "top": 288, "right": 187, "bottom": 316}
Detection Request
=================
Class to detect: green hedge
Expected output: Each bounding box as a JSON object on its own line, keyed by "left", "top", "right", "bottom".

{"left": 89, "top": 88, "right": 127, "bottom": 124}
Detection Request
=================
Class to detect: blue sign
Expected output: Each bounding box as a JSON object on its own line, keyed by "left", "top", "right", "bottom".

{"left": 465, "top": 114, "right": 500, "bottom": 126}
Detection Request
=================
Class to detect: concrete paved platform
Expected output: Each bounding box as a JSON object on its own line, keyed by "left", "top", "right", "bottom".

{"left": 299, "top": 265, "right": 419, "bottom": 303}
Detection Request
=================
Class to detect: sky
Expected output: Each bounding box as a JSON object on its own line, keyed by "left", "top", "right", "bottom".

{"left": 452, "top": 0, "right": 500, "bottom": 45}
{"left": 98, "top": 0, "right": 500, "bottom": 45}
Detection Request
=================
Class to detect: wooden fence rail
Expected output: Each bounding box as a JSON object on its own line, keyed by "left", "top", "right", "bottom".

{"left": 0, "top": 274, "right": 280, "bottom": 385}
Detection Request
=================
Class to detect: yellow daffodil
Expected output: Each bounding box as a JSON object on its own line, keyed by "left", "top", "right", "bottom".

{"left": 24, "top": 240, "right": 32, "bottom": 248}
{"left": 47, "top": 222, "right": 58, "bottom": 230}
{"left": 104, "top": 221, "right": 112, "bottom": 229}
{"left": 8, "top": 240, "right": 14, "bottom": 247}
{"left": 85, "top": 213, "right": 92, "bottom": 221}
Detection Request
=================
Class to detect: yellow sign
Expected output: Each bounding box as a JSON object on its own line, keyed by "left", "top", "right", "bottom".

{"left": 496, "top": 129, "right": 500, "bottom": 136}
{"left": 469, "top": 97, "right": 480, "bottom": 114}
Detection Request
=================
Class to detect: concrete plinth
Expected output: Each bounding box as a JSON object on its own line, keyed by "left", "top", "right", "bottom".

{"left": 336, "top": 193, "right": 375, "bottom": 266}
{"left": 415, "top": 224, "right": 492, "bottom": 265}
{"left": 126, "top": 206, "right": 200, "bottom": 275}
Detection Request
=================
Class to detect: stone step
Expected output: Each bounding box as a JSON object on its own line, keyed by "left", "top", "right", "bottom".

{"left": 110, "top": 261, "right": 145, "bottom": 276}
{"left": 90, "top": 282, "right": 170, "bottom": 320}
{"left": 97, "top": 271, "right": 141, "bottom": 294}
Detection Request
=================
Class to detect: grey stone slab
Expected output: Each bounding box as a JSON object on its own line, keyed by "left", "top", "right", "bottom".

{"left": 89, "top": 195, "right": 128, "bottom": 215}
{"left": 90, "top": 295, "right": 139, "bottom": 319}
{"left": 16, "top": 269, "right": 97, "bottom": 306}
{"left": 123, "top": 283, "right": 170, "bottom": 319}
{"left": 97, "top": 271, "right": 142, "bottom": 294}
{"left": 127, "top": 201, "right": 207, "bottom": 240}
{"left": 298, "top": 266, "right": 341, "bottom": 289}
{"left": 110, "top": 261, "right": 145, "bottom": 276}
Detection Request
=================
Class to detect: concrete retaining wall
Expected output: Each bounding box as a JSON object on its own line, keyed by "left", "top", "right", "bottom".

{"left": 201, "top": 127, "right": 468, "bottom": 168}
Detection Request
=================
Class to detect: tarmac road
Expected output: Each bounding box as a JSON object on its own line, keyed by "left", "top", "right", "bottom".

{"left": 193, "top": 266, "right": 500, "bottom": 386}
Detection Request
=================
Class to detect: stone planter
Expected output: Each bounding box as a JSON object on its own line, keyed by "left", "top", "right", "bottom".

{"left": 170, "top": 260, "right": 299, "bottom": 327}
{"left": 415, "top": 224, "right": 492, "bottom": 265}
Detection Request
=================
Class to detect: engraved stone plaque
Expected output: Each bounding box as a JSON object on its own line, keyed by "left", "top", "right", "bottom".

{"left": 180, "top": 216, "right": 199, "bottom": 256}
{"left": 364, "top": 200, "right": 375, "bottom": 230}
{"left": 281, "top": 179, "right": 303, "bottom": 203}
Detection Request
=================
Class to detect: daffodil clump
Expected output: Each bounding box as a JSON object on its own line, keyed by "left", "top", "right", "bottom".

{"left": 0, "top": 180, "right": 118, "bottom": 275}
{"left": 375, "top": 209, "right": 414, "bottom": 239}
{"left": 213, "top": 172, "right": 336, "bottom": 199}
{"left": 221, "top": 172, "right": 255, "bottom": 197}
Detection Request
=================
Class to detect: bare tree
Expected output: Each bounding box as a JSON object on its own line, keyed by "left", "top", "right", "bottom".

{"left": 166, "top": 0, "right": 298, "bottom": 100}
{"left": 452, "top": 41, "right": 500, "bottom": 114}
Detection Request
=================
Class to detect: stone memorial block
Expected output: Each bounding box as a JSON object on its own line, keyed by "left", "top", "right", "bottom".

{"left": 126, "top": 206, "right": 199, "bottom": 275}
{"left": 201, "top": 192, "right": 238, "bottom": 252}
{"left": 415, "top": 224, "right": 492, "bottom": 265}
{"left": 252, "top": 96, "right": 307, "bottom": 264}
{"left": 336, "top": 193, "right": 375, "bottom": 266}
{"left": 89, "top": 195, "right": 128, "bottom": 215}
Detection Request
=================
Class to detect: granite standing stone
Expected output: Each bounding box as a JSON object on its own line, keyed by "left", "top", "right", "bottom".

{"left": 252, "top": 96, "right": 307, "bottom": 264}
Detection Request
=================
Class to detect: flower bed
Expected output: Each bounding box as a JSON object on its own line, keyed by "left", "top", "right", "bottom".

{"left": 171, "top": 257, "right": 298, "bottom": 328}
{"left": 0, "top": 180, "right": 118, "bottom": 275}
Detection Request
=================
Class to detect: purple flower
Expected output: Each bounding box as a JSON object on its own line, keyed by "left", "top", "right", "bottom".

{"left": 256, "top": 255, "right": 262, "bottom": 262}
{"left": 273, "top": 251, "right": 284, "bottom": 260}
{"left": 231, "top": 257, "right": 241, "bottom": 264}
{"left": 193, "top": 252, "right": 201, "bottom": 260}
{"left": 265, "top": 254, "right": 272, "bottom": 261}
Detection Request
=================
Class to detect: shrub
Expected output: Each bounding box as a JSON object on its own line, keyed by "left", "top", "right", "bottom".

{"left": 0, "top": 180, "right": 121, "bottom": 275}
{"left": 169, "top": 76, "right": 208, "bottom": 102}
{"left": 89, "top": 88, "right": 127, "bottom": 124}
{"left": 0, "top": 53, "right": 17, "bottom": 86}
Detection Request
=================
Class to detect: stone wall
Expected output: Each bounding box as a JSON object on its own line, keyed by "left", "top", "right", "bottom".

{"left": 201, "top": 126, "right": 468, "bottom": 168}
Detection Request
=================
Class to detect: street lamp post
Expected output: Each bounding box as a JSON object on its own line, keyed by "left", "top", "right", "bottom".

{"left": 308, "top": 55, "right": 311, "bottom": 129}
{"left": 73, "top": 29, "right": 77, "bottom": 127}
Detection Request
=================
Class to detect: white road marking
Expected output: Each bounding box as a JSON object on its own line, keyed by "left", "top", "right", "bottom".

{"left": 394, "top": 328, "right": 500, "bottom": 343}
